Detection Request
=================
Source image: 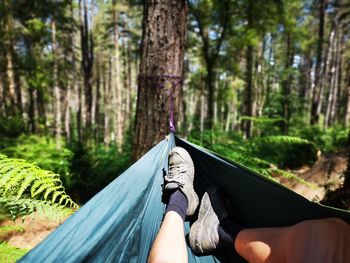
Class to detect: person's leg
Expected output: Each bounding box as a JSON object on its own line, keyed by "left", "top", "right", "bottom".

{"left": 188, "top": 187, "right": 350, "bottom": 263}
{"left": 234, "top": 217, "right": 350, "bottom": 263}
{"left": 148, "top": 147, "right": 199, "bottom": 263}
{"left": 234, "top": 225, "right": 291, "bottom": 263}
{"left": 148, "top": 211, "right": 187, "bottom": 263}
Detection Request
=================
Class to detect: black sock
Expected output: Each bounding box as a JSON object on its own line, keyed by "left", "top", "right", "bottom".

{"left": 165, "top": 190, "right": 188, "bottom": 221}
{"left": 218, "top": 218, "right": 243, "bottom": 250}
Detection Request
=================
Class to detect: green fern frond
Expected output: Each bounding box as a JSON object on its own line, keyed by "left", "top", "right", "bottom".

{"left": 0, "top": 155, "right": 78, "bottom": 211}
{"left": 0, "top": 225, "right": 24, "bottom": 235}
{"left": 0, "top": 242, "right": 28, "bottom": 262}
{"left": 239, "top": 116, "right": 286, "bottom": 123}
{"left": 272, "top": 169, "right": 316, "bottom": 188}
{"left": 255, "top": 136, "right": 310, "bottom": 145}
{"left": 0, "top": 196, "right": 74, "bottom": 221}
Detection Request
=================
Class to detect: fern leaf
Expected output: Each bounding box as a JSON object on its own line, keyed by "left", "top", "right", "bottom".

{"left": 0, "top": 155, "right": 78, "bottom": 220}
{"left": 256, "top": 136, "right": 310, "bottom": 145}
{"left": 0, "top": 196, "right": 74, "bottom": 221}
{"left": 0, "top": 242, "right": 28, "bottom": 263}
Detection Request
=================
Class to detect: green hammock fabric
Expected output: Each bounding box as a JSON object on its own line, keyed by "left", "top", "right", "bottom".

{"left": 19, "top": 134, "right": 350, "bottom": 263}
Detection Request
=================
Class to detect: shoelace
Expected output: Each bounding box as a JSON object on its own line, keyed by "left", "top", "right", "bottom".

{"left": 165, "top": 164, "right": 187, "bottom": 186}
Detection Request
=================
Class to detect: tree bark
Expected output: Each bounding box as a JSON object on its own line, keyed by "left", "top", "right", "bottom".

{"left": 242, "top": 0, "right": 254, "bottom": 139}
{"left": 345, "top": 61, "right": 350, "bottom": 127}
{"left": 95, "top": 57, "right": 101, "bottom": 144}
{"left": 112, "top": 0, "right": 123, "bottom": 150}
{"left": 52, "top": 19, "right": 61, "bottom": 147}
{"left": 325, "top": 27, "right": 339, "bottom": 128}
{"left": 4, "top": 0, "right": 16, "bottom": 115}
{"left": 0, "top": 73, "right": 4, "bottom": 117}
{"left": 104, "top": 58, "right": 112, "bottom": 146}
{"left": 343, "top": 130, "right": 350, "bottom": 189}
{"left": 132, "top": 0, "right": 188, "bottom": 160}
{"left": 281, "top": 33, "right": 294, "bottom": 134}
{"left": 243, "top": 45, "right": 253, "bottom": 139}
{"left": 28, "top": 86, "right": 36, "bottom": 133}
{"left": 310, "top": 0, "right": 326, "bottom": 125}
{"left": 79, "top": 0, "right": 94, "bottom": 138}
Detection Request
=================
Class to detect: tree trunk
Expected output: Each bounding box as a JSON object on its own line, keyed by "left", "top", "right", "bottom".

{"left": 242, "top": 0, "right": 254, "bottom": 139}
{"left": 28, "top": 86, "right": 36, "bottom": 133}
{"left": 104, "top": 59, "right": 112, "bottom": 146}
{"left": 126, "top": 35, "right": 132, "bottom": 129}
{"left": 281, "top": 33, "right": 294, "bottom": 134}
{"left": 0, "top": 73, "right": 4, "bottom": 117}
{"left": 36, "top": 86, "right": 46, "bottom": 131}
{"left": 242, "top": 44, "right": 254, "bottom": 138}
{"left": 79, "top": 0, "right": 94, "bottom": 138}
{"left": 345, "top": 62, "right": 350, "bottom": 127}
{"left": 325, "top": 28, "right": 339, "bottom": 128}
{"left": 112, "top": 0, "right": 123, "bottom": 150}
{"left": 255, "top": 38, "right": 266, "bottom": 118}
{"left": 14, "top": 69, "right": 22, "bottom": 115}
{"left": 95, "top": 58, "right": 101, "bottom": 144}
{"left": 329, "top": 30, "right": 343, "bottom": 125}
{"left": 132, "top": 0, "right": 188, "bottom": 160}
{"left": 122, "top": 32, "right": 130, "bottom": 131}
{"left": 64, "top": 84, "right": 71, "bottom": 142}
{"left": 343, "top": 130, "right": 350, "bottom": 189}
{"left": 310, "top": 0, "right": 326, "bottom": 125}
{"left": 52, "top": 19, "right": 61, "bottom": 147}
{"left": 4, "top": 0, "right": 16, "bottom": 115}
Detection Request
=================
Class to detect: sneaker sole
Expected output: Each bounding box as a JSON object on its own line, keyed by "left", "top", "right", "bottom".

{"left": 189, "top": 191, "right": 219, "bottom": 254}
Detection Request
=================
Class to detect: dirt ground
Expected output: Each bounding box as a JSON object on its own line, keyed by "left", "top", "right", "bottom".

{"left": 1, "top": 153, "right": 348, "bottom": 251}
{"left": 0, "top": 215, "right": 62, "bottom": 250}
{"left": 281, "top": 153, "right": 347, "bottom": 201}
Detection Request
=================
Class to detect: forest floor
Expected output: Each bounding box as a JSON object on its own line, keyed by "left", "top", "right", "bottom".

{"left": 281, "top": 152, "right": 347, "bottom": 201}
{"left": 1, "top": 152, "right": 348, "bottom": 250}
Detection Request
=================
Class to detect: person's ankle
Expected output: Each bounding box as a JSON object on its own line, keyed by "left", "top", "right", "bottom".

{"left": 165, "top": 190, "right": 188, "bottom": 221}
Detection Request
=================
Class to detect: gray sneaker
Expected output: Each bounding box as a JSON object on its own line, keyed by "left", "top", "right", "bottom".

{"left": 164, "top": 147, "right": 199, "bottom": 216}
{"left": 189, "top": 187, "right": 229, "bottom": 254}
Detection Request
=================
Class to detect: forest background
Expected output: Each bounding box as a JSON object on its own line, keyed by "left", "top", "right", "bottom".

{"left": 0, "top": 0, "right": 350, "bottom": 260}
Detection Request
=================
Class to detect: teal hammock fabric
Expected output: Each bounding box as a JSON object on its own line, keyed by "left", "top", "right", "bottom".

{"left": 19, "top": 134, "right": 350, "bottom": 263}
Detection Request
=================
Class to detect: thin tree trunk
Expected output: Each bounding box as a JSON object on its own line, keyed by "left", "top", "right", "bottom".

{"left": 343, "top": 130, "right": 350, "bottom": 189}
{"left": 242, "top": 0, "right": 254, "bottom": 139}
{"left": 122, "top": 34, "right": 129, "bottom": 131}
{"left": 95, "top": 58, "right": 101, "bottom": 144}
{"left": 266, "top": 34, "right": 275, "bottom": 105}
{"left": 5, "top": 49, "right": 16, "bottom": 114}
{"left": 325, "top": 28, "right": 338, "bottom": 128}
{"left": 52, "top": 19, "right": 61, "bottom": 147}
{"left": 345, "top": 62, "right": 350, "bottom": 127}
{"left": 126, "top": 36, "right": 132, "bottom": 128}
{"left": 200, "top": 92, "right": 205, "bottom": 138}
{"left": 36, "top": 85, "right": 46, "bottom": 131}
{"left": 4, "top": 0, "right": 16, "bottom": 114}
{"left": 28, "top": 86, "right": 36, "bottom": 133}
{"left": 281, "top": 33, "right": 294, "bottom": 134}
{"left": 0, "top": 73, "right": 4, "bottom": 117}
{"left": 255, "top": 37, "right": 266, "bottom": 118}
{"left": 79, "top": 0, "right": 94, "bottom": 139}
{"left": 64, "top": 85, "right": 71, "bottom": 142}
{"left": 329, "top": 30, "right": 343, "bottom": 125}
{"left": 132, "top": 0, "right": 188, "bottom": 160}
{"left": 14, "top": 70, "right": 22, "bottom": 114}
{"left": 242, "top": 43, "right": 254, "bottom": 138}
{"left": 112, "top": 1, "right": 123, "bottom": 150}
{"left": 318, "top": 29, "right": 334, "bottom": 122}
{"left": 104, "top": 59, "right": 112, "bottom": 146}
{"left": 310, "top": 0, "right": 326, "bottom": 125}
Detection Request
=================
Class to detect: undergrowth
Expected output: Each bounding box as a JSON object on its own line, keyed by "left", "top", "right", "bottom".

{"left": 188, "top": 130, "right": 315, "bottom": 186}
